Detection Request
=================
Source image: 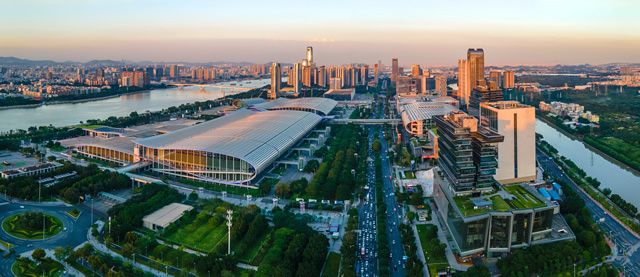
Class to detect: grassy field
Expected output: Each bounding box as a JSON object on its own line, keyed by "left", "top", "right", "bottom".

{"left": 238, "top": 232, "right": 270, "bottom": 265}
{"left": 2, "top": 213, "right": 63, "bottom": 240}
{"left": 162, "top": 216, "right": 228, "bottom": 253}
{"left": 416, "top": 224, "right": 449, "bottom": 277}
{"left": 12, "top": 258, "right": 64, "bottom": 277}
{"left": 322, "top": 252, "right": 341, "bottom": 277}
{"left": 402, "top": 170, "right": 416, "bottom": 179}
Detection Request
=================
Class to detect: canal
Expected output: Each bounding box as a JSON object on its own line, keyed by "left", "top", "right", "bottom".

{"left": 0, "top": 79, "right": 269, "bottom": 132}
{"left": 536, "top": 119, "right": 640, "bottom": 208}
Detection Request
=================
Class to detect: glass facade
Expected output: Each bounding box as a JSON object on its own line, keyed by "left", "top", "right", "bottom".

{"left": 511, "top": 213, "right": 531, "bottom": 246}
{"left": 489, "top": 215, "right": 511, "bottom": 249}
{"left": 77, "top": 145, "right": 133, "bottom": 165}
{"left": 138, "top": 146, "right": 254, "bottom": 183}
{"left": 532, "top": 209, "right": 554, "bottom": 233}
{"left": 446, "top": 202, "right": 488, "bottom": 253}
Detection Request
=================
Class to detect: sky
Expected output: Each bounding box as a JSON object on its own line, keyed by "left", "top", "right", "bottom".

{"left": 0, "top": 0, "right": 639, "bottom": 66}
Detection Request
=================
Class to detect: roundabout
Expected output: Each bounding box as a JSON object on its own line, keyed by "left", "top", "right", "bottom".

{"left": 0, "top": 200, "right": 95, "bottom": 276}
{"left": 2, "top": 212, "right": 64, "bottom": 240}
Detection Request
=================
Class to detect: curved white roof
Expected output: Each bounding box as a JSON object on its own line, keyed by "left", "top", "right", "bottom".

{"left": 253, "top": 97, "right": 337, "bottom": 116}
{"left": 400, "top": 102, "right": 456, "bottom": 126}
{"left": 135, "top": 109, "right": 322, "bottom": 174}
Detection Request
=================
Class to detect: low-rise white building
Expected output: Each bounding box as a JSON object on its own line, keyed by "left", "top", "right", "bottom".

{"left": 143, "top": 203, "right": 193, "bottom": 231}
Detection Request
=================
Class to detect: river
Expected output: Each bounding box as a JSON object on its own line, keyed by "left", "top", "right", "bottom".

{"left": 0, "top": 79, "right": 270, "bottom": 132}
{"left": 536, "top": 119, "right": 640, "bottom": 208}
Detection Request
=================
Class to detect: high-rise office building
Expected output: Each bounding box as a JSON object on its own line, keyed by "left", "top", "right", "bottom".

{"left": 457, "top": 59, "right": 471, "bottom": 109}
{"left": 435, "top": 75, "right": 447, "bottom": 96}
{"left": 489, "top": 71, "right": 502, "bottom": 88}
{"left": 155, "top": 68, "right": 163, "bottom": 79}
{"left": 374, "top": 62, "right": 380, "bottom": 85}
{"left": 411, "top": 64, "right": 422, "bottom": 76}
{"left": 503, "top": 71, "right": 515, "bottom": 89}
{"left": 467, "top": 48, "right": 485, "bottom": 88}
{"left": 480, "top": 101, "right": 536, "bottom": 184}
{"left": 169, "top": 65, "right": 179, "bottom": 80}
{"left": 434, "top": 111, "right": 503, "bottom": 192}
{"left": 120, "top": 70, "right": 147, "bottom": 88}
{"left": 360, "top": 66, "right": 369, "bottom": 85}
{"left": 468, "top": 82, "right": 504, "bottom": 117}
{"left": 391, "top": 58, "right": 399, "bottom": 84}
{"left": 293, "top": 63, "right": 302, "bottom": 93}
{"left": 306, "top": 46, "right": 313, "bottom": 65}
{"left": 268, "top": 62, "right": 281, "bottom": 100}
{"left": 420, "top": 75, "right": 428, "bottom": 94}
{"left": 318, "top": 66, "right": 327, "bottom": 87}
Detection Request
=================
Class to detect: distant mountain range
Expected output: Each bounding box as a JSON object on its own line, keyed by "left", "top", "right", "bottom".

{"left": 0, "top": 57, "right": 264, "bottom": 67}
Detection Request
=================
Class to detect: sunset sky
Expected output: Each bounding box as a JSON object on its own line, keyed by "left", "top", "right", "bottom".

{"left": 1, "top": 0, "right": 638, "bottom": 65}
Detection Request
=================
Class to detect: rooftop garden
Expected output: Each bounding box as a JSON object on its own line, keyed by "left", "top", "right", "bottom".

{"left": 503, "top": 185, "right": 546, "bottom": 209}
{"left": 453, "top": 185, "right": 547, "bottom": 217}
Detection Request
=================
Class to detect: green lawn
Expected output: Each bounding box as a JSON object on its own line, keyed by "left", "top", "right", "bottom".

{"left": 503, "top": 185, "right": 545, "bottom": 209}
{"left": 12, "top": 257, "right": 63, "bottom": 277}
{"left": 2, "top": 213, "right": 63, "bottom": 240}
{"left": 322, "top": 252, "right": 341, "bottom": 277}
{"left": 453, "top": 197, "right": 491, "bottom": 217}
{"left": 489, "top": 195, "right": 510, "bottom": 211}
{"left": 416, "top": 224, "right": 449, "bottom": 276}
{"left": 66, "top": 209, "right": 81, "bottom": 219}
{"left": 163, "top": 219, "right": 228, "bottom": 253}
{"left": 402, "top": 170, "right": 416, "bottom": 179}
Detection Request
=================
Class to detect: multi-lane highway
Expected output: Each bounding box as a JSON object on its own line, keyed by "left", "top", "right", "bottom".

{"left": 537, "top": 149, "right": 640, "bottom": 276}
{"left": 378, "top": 127, "right": 407, "bottom": 276}
{"left": 356, "top": 126, "right": 379, "bottom": 276}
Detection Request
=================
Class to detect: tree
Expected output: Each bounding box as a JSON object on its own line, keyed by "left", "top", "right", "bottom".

{"left": 372, "top": 139, "right": 382, "bottom": 152}
{"left": 275, "top": 183, "right": 291, "bottom": 198}
{"left": 602, "top": 188, "right": 612, "bottom": 196}
{"left": 188, "top": 191, "right": 199, "bottom": 201}
{"left": 32, "top": 248, "right": 46, "bottom": 261}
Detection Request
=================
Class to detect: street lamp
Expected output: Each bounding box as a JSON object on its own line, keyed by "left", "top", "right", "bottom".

{"left": 226, "top": 210, "right": 233, "bottom": 255}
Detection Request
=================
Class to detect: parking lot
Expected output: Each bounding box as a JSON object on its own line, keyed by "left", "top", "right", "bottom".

{"left": 0, "top": 151, "right": 38, "bottom": 171}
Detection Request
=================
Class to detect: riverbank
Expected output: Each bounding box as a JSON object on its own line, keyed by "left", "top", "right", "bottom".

{"left": 536, "top": 114, "right": 640, "bottom": 176}
{"left": 538, "top": 140, "right": 640, "bottom": 236}
{"left": 0, "top": 88, "right": 168, "bottom": 111}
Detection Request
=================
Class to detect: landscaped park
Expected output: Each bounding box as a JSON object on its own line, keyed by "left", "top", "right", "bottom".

{"left": 2, "top": 212, "right": 63, "bottom": 240}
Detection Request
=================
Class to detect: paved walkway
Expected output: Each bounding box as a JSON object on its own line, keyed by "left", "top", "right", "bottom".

{"left": 85, "top": 228, "right": 171, "bottom": 277}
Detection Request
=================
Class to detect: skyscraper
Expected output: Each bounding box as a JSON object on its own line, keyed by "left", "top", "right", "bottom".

{"left": 467, "top": 48, "right": 485, "bottom": 88}
{"left": 374, "top": 60, "right": 380, "bottom": 85}
{"left": 391, "top": 58, "right": 399, "bottom": 85}
{"left": 268, "top": 62, "right": 281, "bottom": 100}
{"left": 480, "top": 101, "right": 536, "bottom": 184}
{"left": 411, "top": 64, "right": 422, "bottom": 76}
{"left": 489, "top": 70, "right": 502, "bottom": 88}
{"left": 293, "top": 63, "right": 302, "bottom": 94}
{"left": 318, "top": 66, "right": 327, "bottom": 87}
{"left": 434, "top": 111, "right": 503, "bottom": 192}
{"left": 306, "top": 46, "right": 313, "bottom": 65}
{"left": 169, "top": 65, "right": 179, "bottom": 80}
{"left": 468, "top": 82, "right": 503, "bottom": 117}
{"left": 503, "top": 71, "right": 515, "bottom": 89}
{"left": 435, "top": 75, "right": 447, "bottom": 96}
{"left": 457, "top": 59, "right": 471, "bottom": 109}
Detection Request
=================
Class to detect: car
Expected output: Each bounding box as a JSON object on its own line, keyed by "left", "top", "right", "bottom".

{"left": 392, "top": 240, "right": 396, "bottom": 244}
{"left": 63, "top": 227, "right": 67, "bottom": 231}
{"left": 19, "top": 205, "right": 24, "bottom": 209}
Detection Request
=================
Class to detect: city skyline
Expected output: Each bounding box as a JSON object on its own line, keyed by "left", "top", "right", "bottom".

{"left": 1, "top": 0, "right": 639, "bottom": 65}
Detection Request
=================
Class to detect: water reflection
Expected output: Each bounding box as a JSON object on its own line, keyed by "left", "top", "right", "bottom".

{"left": 536, "top": 119, "right": 640, "bottom": 208}
{"left": 0, "top": 79, "right": 269, "bottom": 131}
